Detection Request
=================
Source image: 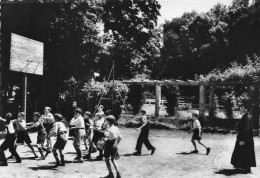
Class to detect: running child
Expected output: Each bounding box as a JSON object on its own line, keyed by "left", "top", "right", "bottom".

{"left": 0, "top": 113, "right": 21, "bottom": 166}
{"left": 70, "top": 107, "right": 85, "bottom": 163}
{"left": 26, "top": 112, "right": 48, "bottom": 160}
{"left": 49, "top": 114, "right": 68, "bottom": 167}
{"left": 102, "top": 115, "right": 122, "bottom": 178}
{"left": 190, "top": 113, "right": 210, "bottom": 155}
{"left": 10, "top": 112, "right": 38, "bottom": 158}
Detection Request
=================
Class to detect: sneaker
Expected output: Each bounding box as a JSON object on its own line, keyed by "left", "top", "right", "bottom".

{"left": 206, "top": 147, "right": 210, "bottom": 155}
{"left": 55, "top": 162, "right": 61, "bottom": 167}
{"left": 133, "top": 151, "right": 141, "bottom": 156}
{"left": 74, "top": 158, "right": 84, "bottom": 163}
{"left": 151, "top": 148, "right": 156, "bottom": 155}
{"left": 74, "top": 156, "right": 79, "bottom": 160}
{"left": 15, "top": 159, "right": 22, "bottom": 163}
{"left": 40, "top": 156, "right": 46, "bottom": 160}
{"left": 0, "top": 162, "right": 8, "bottom": 166}
{"left": 103, "top": 172, "right": 114, "bottom": 178}
{"left": 60, "top": 162, "right": 65, "bottom": 166}
{"left": 190, "top": 150, "right": 198, "bottom": 154}
{"left": 34, "top": 155, "right": 39, "bottom": 158}
{"left": 7, "top": 155, "right": 14, "bottom": 159}
{"left": 45, "top": 150, "right": 51, "bottom": 157}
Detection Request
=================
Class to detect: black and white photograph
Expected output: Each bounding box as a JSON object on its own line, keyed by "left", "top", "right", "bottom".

{"left": 0, "top": 0, "right": 259, "bottom": 177}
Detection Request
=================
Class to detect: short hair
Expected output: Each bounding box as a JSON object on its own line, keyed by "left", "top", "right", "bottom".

{"left": 99, "top": 105, "right": 104, "bottom": 109}
{"left": 106, "top": 115, "right": 115, "bottom": 125}
{"left": 19, "top": 112, "right": 25, "bottom": 116}
{"left": 45, "top": 106, "right": 51, "bottom": 111}
{"left": 33, "top": 112, "right": 41, "bottom": 117}
{"left": 140, "top": 109, "right": 146, "bottom": 114}
{"left": 192, "top": 113, "right": 199, "bottom": 118}
{"left": 74, "top": 107, "right": 82, "bottom": 114}
{"left": 84, "top": 111, "right": 91, "bottom": 116}
{"left": 95, "top": 113, "right": 102, "bottom": 118}
{"left": 54, "top": 114, "right": 63, "bottom": 121}
{"left": 6, "top": 113, "right": 13, "bottom": 120}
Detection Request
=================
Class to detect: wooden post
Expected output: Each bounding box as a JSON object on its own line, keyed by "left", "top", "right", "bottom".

{"left": 23, "top": 73, "right": 27, "bottom": 121}
{"left": 250, "top": 85, "right": 259, "bottom": 134}
{"left": 155, "top": 83, "right": 161, "bottom": 117}
{"left": 209, "top": 86, "right": 215, "bottom": 120}
{"left": 199, "top": 84, "right": 206, "bottom": 125}
{"left": 0, "top": 1, "right": 2, "bottom": 117}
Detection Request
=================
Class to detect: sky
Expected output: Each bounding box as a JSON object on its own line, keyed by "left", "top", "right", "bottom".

{"left": 157, "top": 0, "right": 234, "bottom": 25}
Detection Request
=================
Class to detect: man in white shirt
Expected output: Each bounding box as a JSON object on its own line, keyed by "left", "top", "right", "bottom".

{"left": 70, "top": 108, "right": 85, "bottom": 163}
{"left": 190, "top": 113, "right": 210, "bottom": 155}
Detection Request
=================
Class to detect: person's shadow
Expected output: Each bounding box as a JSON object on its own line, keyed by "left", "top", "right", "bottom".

{"left": 215, "top": 169, "right": 247, "bottom": 176}
{"left": 122, "top": 153, "right": 150, "bottom": 157}
{"left": 29, "top": 161, "right": 73, "bottom": 170}
{"left": 176, "top": 152, "right": 204, "bottom": 155}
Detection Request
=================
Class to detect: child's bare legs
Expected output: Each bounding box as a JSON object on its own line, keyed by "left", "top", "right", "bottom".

{"left": 105, "top": 158, "right": 113, "bottom": 174}
{"left": 111, "top": 157, "right": 120, "bottom": 174}
{"left": 59, "top": 149, "right": 65, "bottom": 166}
{"left": 52, "top": 147, "right": 60, "bottom": 166}
{"left": 198, "top": 140, "right": 207, "bottom": 149}
{"left": 191, "top": 139, "right": 197, "bottom": 150}
{"left": 27, "top": 144, "right": 37, "bottom": 157}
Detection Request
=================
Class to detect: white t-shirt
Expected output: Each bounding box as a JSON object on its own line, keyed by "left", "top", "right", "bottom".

{"left": 70, "top": 115, "right": 85, "bottom": 129}
{"left": 94, "top": 118, "right": 104, "bottom": 130}
{"left": 53, "top": 122, "right": 67, "bottom": 135}
{"left": 106, "top": 125, "right": 121, "bottom": 140}
{"left": 193, "top": 119, "right": 201, "bottom": 129}
{"left": 6, "top": 120, "right": 15, "bottom": 134}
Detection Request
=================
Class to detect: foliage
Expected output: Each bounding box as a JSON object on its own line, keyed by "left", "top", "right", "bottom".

{"left": 127, "top": 84, "right": 145, "bottom": 114}
{"left": 57, "top": 79, "right": 128, "bottom": 119}
{"left": 162, "top": 86, "right": 179, "bottom": 116}
{"left": 220, "top": 91, "right": 236, "bottom": 119}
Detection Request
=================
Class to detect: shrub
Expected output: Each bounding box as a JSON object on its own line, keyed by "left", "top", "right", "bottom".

{"left": 127, "top": 84, "right": 145, "bottom": 114}
{"left": 162, "top": 85, "right": 179, "bottom": 116}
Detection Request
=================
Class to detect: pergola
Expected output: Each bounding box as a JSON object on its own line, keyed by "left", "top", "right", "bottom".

{"left": 123, "top": 79, "right": 260, "bottom": 130}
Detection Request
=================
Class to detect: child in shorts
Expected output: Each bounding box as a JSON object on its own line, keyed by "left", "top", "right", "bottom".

{"left": 102, "top": 115, "right": 122, "bottom": 178}
{"left": 0, "top": 113, "right": 21, "bottom": 166}
{"left": 190, "top": 113, "right": 210, "bottom": 155}
{"left": 49, "top": 114, "right": 68, "bottom": 167}
{"left": 83, "top": 111, "right": 94, "bottom": 159}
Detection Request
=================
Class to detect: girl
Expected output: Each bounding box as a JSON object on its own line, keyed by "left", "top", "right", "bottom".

{"left": 26, "top": 112, "right": 48, "bottom": 160}
{"left": 0, "top": 113, "right": 21, "bottom": 166}
{"left": 49, "top": 114, "right": 68, "bottom": 167}
{"left": 231, "top": 107, "right": 256, "bottom": 173}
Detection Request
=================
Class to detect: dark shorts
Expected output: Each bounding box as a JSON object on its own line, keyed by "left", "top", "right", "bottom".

{"left": 92, "top": 130, "right": 104, "bottom": 143}
{"left": 0, "top": 134, "right": 16, "bottom": 150}
{"left": 16, "top": 131, "right": 32, "bottom": 145}
{"left": 104, "top": 139, "right": 118, "bottom": 158}
{"left": 54, "top": 132, "right": 67, "bottom": 150}
{"left": 192, "top": 129, "right": 202, "bottom": 140}
{"left": 44, "top": 123, "right": 54, "bottom": 135}
{"left": 37, "top": 130, "right": 47, "bottom": 145}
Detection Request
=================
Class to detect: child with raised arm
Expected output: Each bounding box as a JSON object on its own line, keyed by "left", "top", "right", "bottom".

{"left": 26, "top": 112, "right": 48, "bottom": 160}
{"left": 102, "top": 115, "right": 122, "bottom": 178}
{"left": 49, "top": 114, "right": 68, "bottom": 167}
{"left": 0, "top": 113, "right": 21, "bottom": 166}
{"left": 190, "top": 113, "right": 210, "bottom": 155}
{"left": 10, "top": 112, "right": 38, "bottom": 158}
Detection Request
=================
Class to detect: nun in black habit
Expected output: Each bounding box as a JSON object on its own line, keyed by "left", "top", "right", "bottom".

{"left": 231, "top": 108, "right": 256, "bottom": 173}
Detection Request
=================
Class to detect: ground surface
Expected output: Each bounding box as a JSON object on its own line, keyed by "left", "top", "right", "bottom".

{"left": 0, "top": 128, "right": 259, "bottom": 178}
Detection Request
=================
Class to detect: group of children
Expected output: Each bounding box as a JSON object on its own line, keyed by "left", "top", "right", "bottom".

{"left": 0, "top": 105, "right": 122, "bottom": 178}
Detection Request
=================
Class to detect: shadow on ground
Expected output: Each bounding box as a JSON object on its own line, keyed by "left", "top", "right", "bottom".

{"left": 122, "top": 153, "right": 150, "bottom": 157}
{"left": 215, "top": 169, "right": 248, "bottom": 176}
{"left": 176, "top": 152, "right": 204, "bottom": 155}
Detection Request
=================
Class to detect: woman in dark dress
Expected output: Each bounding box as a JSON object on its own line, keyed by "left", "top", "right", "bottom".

{"left": 231, "top": 107, "right": 256, "bottom": 173}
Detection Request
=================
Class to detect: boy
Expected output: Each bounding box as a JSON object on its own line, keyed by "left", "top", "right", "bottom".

{"left": 92, "top": 113, "right": 105, "bottom": 160}
{"left": 49, "top": 114, "right": 68, "bottom": 167}
{"left": 10, "top": 112, "right": 38, "bottom": 158}
{"left": 0, "top": 113, "right": 21, "bottom": 166}
{"left": 40, "top": 107, "right": 54, "bottom": 155}
{"left": 83, "top": 111, "right": 94, "bottom": 159}
{"left": 102, "top": 115, "right": 122, "bottom": 178}
{"left": 190, "top": 113, "right": 210, "bottom": 155}
{"left": 26, "top": 112, "right": 48, "bottom": 160}
{"left": 70, "top": 107, "right": 85, "bottom": 163}
{"left": 133, "top": 109, "right": 156, "bottom": 156}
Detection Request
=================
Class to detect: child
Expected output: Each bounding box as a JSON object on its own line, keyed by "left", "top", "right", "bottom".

{"left": 190, "top": 113, "right": 210, "bottom": 155}
{"left": 133, "top": 109, "right": 156, "bottom": 156}
{"left": 49, "top": 114, "right": 68, "bottom": 167}
{"left": 83, "top": 111, "right": 94, "bottom": 159}
{"left": 11, "top": 112, "right": 38, "bottom": 158}
{"left": 0, "top": 113, "right": 21, "bottom": 166}
{"left": 40, "top": 107, "right": 54, "bottom": 155}
{"left": 26, "top": 112, "right": 48, "bottom": 160}
{"left": 102, "top": 115, "right": 122, "bottom": 178}
{"left": 70, "top": 107, "right": 85, "bottom": 163}
{"left": 92, "top": 113, "right": 105, "bottom": 160}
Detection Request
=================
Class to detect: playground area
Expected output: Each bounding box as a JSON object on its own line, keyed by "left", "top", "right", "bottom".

{"left": 0, "top": 128, "right": 259, "bottom": 178}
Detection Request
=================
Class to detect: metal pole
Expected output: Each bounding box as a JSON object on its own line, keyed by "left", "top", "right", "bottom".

{"left": 112, "top": 60, "right": 115, "bottom": 115}
{"left": 0, "top": 1, "right": 2, "bottom": 117}
{"left": 23, "top": 73, "right": 27, "bottom": 121}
